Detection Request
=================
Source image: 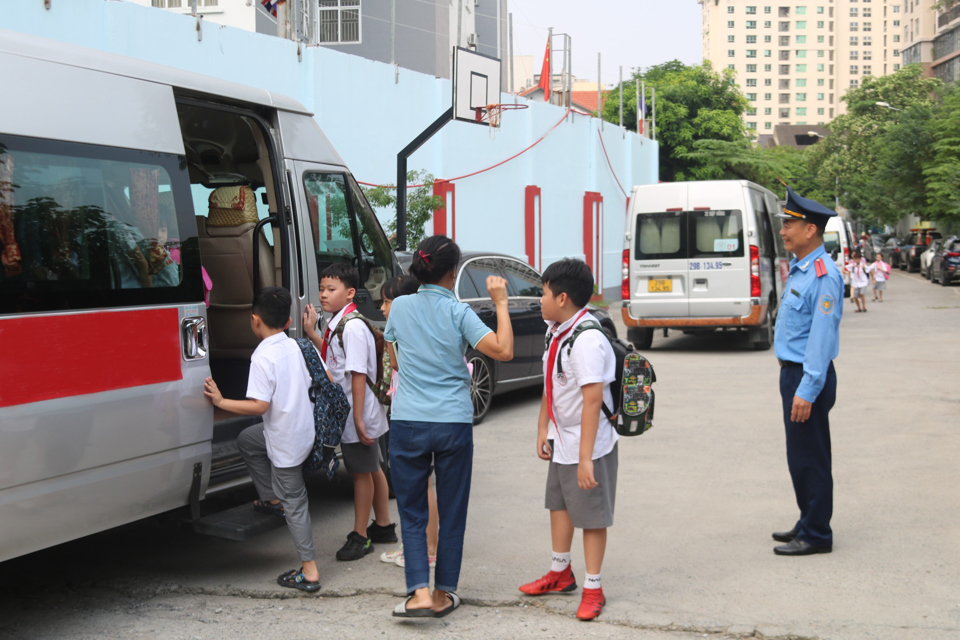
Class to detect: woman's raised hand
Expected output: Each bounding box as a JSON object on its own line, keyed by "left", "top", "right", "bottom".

{"left": 486, "top": 276, "right": 509, "bottom": 305}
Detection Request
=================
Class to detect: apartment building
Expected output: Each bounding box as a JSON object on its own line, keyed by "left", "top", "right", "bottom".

{"left": 134, "top": 0, "right": 508, "bottom": 86}
{"left": 932, "top": 2, "right": 960, "bottom": 83}
{"left": 900, "top": 0, "right": 937, "bottom": 73}
{"left": 700, "top": 1, "right": 903, "bottom": 136}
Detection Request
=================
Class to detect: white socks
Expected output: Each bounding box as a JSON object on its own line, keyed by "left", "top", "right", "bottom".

{"left": 584, "top": 573, "right": 602, "bottom": 590}
{"left": 550, "top": 551, "right": 571, "bottom": 573}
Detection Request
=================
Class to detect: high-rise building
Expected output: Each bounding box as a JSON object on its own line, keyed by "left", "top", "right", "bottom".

{"left": 700, "top": 1, "right": 903, "bottom": 137}
{"left": 901, "top": 0, "right": 937, "bottom": 74}
{"left": 932, "top": 1, "right": 960, "bottom": 84}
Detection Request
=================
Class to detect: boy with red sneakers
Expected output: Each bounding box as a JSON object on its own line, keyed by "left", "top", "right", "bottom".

{"left": 519, "top": 259, "right": 618, "bottom": 621}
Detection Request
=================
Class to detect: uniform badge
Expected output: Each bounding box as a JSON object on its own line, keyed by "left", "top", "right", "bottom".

{"left": 819, "top": 294, "right": 835, "bottom": 315}
{"left": 556, "top": 371, "right": 568, "bottom": 386}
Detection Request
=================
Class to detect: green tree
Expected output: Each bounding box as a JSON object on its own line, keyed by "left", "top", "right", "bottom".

{"left": 601, "top": 61, "right": 749, "bottom": 182}
{"left": 805, "top": 65, "right": 941, "bottom": 225}
{"left": 362, "top": 169, "right": 445, "bottom": 249}
{"left": 923, "top": 86, "right": 960, "bottom": 225}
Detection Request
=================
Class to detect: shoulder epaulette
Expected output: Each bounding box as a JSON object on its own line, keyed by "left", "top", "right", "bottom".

{"left": 814, "top": 258, "right": 827, "bottom": 278}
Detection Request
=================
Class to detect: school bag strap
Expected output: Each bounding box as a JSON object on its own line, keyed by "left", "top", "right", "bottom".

{"left": 555, "top": 321, "right": 615, "bottom": 421}
{"left": 332, "top": 311, "right": 388, "bottom": 404}
{"left": 295, "top": 338, "right": 350, "bottom": 480}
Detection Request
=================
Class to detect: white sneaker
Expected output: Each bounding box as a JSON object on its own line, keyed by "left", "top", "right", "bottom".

{"left": 395, "top": 553, "right": 436, "bottom": 568}
{"left": 380, "top": 543, "right": 403, "bottom": 564}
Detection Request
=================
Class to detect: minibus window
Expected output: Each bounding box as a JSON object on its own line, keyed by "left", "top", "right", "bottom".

{"left": 303, "top": 172, "right": 356, "bottom": 274}
{"left": 346, "top": 176, "right": 394, "bottom": 303}
{"left": 690, "top": 210, "right": 744, "bottom": 258}
{"left": 0, "top": 135, "right": 200, "bottom": 314}
{"left": 635, "top": 212, "right": 685, "bottom": 260}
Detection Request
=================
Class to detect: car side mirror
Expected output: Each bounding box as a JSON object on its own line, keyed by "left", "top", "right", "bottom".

{"left": 831, "top": 248, "right": 840, "bottom": 261}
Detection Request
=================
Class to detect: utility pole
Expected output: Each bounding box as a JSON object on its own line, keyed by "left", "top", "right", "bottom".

{"left": 565, "top": 34, "right": 572, "bottom": 107}
{"left": 508, "top": 12, "right": 514, "bottom": 95}
{"left": 457, "top": 0, "right": 463, "bottom": 50}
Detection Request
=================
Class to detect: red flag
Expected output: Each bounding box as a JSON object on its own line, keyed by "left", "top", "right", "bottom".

{"left": 538, "top": 38, "right": 551, "bottom": 101}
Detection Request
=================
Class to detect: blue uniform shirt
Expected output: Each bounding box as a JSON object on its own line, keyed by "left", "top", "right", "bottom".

{"left": 383, "top": 284, "right": 493, "bottom": 424}
{"left": 774, "top": 243, "right": 844, "bottom": 403}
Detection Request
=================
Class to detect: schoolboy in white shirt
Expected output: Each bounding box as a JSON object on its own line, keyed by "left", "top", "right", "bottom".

{"left": 303, "top": 263, "right": 395, "bottom": 561}
{"left": 519, "top": 259, "right": 618, "bottom": 621}
{"left": 203, "top": 286, "right": 321, "bottom": 592}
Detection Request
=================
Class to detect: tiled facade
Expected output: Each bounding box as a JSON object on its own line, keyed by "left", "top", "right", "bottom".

{"left": 933, "top": 2, "right": 960, "bottom": 84}
{"left": 700, "top": 1, "right": 904, "bottom": 133}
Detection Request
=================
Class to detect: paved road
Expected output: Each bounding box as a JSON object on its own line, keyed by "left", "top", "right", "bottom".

{"left": 1, "top": 271, "right": 958, "bottom": 640}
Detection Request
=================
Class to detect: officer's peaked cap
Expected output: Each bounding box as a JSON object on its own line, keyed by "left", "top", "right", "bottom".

{"left": 775, "top": 183, "right": 837, "bottom": 227}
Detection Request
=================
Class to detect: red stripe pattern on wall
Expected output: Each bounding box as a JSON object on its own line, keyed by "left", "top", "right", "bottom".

{"left": 0, "top": 308, "right": 183, "bottom": 408}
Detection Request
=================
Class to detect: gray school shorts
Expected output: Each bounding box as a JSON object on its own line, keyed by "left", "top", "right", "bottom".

{"left": 874, "top": 280, "right": 887, "bottom": 291}
{"left": 544, "top": 442, "right": 618, "bottom": 529}
{"left": 853, "top": 286, "right": 868, "bottom": 298}
{"left": 341, "top": 440, "right": 382, "bottom": 474}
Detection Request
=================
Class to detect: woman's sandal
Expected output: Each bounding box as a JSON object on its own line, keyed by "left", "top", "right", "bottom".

{"left": 392, "top": 595, "right": 436, "bottom": 618}
{"left": 434, "top": 592, "right": 461, "bottom": 618}
{"left": 254, "top": 500, "right": 285, "bottom": 517}
{"left": 277, "top": 568, "right": 321, "bottom": 592}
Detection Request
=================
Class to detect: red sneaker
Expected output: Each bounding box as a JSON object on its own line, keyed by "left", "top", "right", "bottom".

{"left": 576, "top": 587, "right": 605, "bottom": 620}
{"left": 518, "top": 566, "right": 578, "bottom": 595}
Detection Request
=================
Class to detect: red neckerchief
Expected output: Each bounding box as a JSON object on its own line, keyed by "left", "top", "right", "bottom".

{"left": 545, "top": 309, "right": 589, "bottom": 434}
{"left": 321, "top": 302, "right": 356, "bottom": 361}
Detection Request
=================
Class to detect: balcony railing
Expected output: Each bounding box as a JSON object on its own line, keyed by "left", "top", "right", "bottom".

{"left": 939, "top": 5, "right": 960, "bottom": 29}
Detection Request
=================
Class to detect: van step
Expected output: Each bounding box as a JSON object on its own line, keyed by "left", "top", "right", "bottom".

{"left": 192, "top": 503, "right": 287, "bottom": 541}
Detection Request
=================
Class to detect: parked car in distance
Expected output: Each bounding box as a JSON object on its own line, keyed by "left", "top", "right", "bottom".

{"left": 920, "top": 238, "right": 943, "bottom": 279}
{"left": 823, "top": 216, "right": 852, "bottom": 297}
{"left": 900, "top": 229, "right": 942, "bottom": 272}
{"left": 396, "top": 251, "right": 617, "bottom": 424}
{"left": 930, "top": 236, "right": 960, "bottom": 286}
{"left": 882, "top": 237, "right": 907, "bottom": 269}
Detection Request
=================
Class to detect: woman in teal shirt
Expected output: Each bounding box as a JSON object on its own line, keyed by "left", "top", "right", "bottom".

{"left": 384, "top": 235, "right": 513, "bottom": 618}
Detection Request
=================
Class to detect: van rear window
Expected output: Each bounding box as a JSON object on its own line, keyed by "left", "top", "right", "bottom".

{"left": 634, "top": 210, "right": 743, "bottom": 260}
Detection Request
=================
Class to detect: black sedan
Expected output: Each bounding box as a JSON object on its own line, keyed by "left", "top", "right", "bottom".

{"left": 397, "top": 251, "right": 617, "bottom": 423}
{"left": 931, "top": 236, "right": 960, "bottom": 286}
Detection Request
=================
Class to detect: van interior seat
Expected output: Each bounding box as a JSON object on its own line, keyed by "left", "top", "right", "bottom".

{"left": 639, "top": 222, "right": 662, "bottom": 255}
{"left": 696, "top": 217, "right": 723, "bottom": 253}
{"left": 198, "top": 185, "right": 275, "bottom": 360}
{"left": 660, "top": 217, "right": 681, "bottom": 253}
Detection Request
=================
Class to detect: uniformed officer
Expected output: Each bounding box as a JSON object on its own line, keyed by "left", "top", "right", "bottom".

{"left": 771, "top": 184, "right": 844, "bottom": 556}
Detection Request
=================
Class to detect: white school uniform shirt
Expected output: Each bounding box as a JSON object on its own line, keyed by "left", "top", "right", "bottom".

{"left": 542, "top": 311, "right": 618, "bottom": 465}
{"left": 325, "top": 306, "right": 388, "bottom": 444}
{"left": 850, "top": 259, "right": 870, "bottom": 288}
{"left": 246, "top": 333, "right": 317, "bottom": 468}
{"left": 869, "top": 261, "right": 889, "bottom": 282}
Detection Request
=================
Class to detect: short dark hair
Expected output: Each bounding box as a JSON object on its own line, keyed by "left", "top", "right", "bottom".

{"left": 541, "top": 258, "right": 594, "bottom": 309}
{"left": 409, "top": 235, "right": 462, "bottom": 285}
{"left": 320, "top": 263, "right": 360, "bottom": 290}
{"left": 252, "top": 286, "right": 292, "bottom": 329}
{"left": 381, "top": 274, "right": 420, "bottom": 302}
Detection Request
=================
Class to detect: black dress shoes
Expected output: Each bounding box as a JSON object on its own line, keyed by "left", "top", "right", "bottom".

{"left": 772, "top": 527, "right": 798, "bottom": 543}
{"left": 773, "top": 538, "right": 832, "bottom": 556}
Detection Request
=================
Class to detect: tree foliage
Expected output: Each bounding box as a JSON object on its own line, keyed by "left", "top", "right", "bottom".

{"left": 362, "top": 169, "right": 445, "bottom": 249}
{"left": 601, "top": 61, "right": 749, "bottom": 182}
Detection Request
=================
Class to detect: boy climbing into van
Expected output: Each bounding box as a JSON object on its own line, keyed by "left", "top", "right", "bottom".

{"left": 303, "top": 264, "right": 395, "bottom": 561}
{"left": 519, "top": 259, "right": 619, "bottom": 621}
{"left": 203, "top": 286, "right": 322, "bottom": 592}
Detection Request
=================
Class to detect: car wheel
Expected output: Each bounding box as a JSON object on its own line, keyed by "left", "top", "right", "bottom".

{"left": 752, "top": 307, "right": 774, "bottom": 351}
{"left": 941, "top": 268, "right": 949, "bottom": 287}
{"left": 377, "top": 431, "right": 395, "bottom": 498}
{"left": 466, "top": 349, "right": 495, "bottom": 425}
{"left": 627, "top": 327, "right": 653, "bottom": 350}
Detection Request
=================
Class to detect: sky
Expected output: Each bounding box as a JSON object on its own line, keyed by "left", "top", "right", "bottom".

{"left": 508, "top": 0, "right": 703, "bottom": 86}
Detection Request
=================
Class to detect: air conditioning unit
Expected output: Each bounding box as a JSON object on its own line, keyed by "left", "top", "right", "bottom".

{"left": 467, "top": 33, "right": 478, "bottom": 47}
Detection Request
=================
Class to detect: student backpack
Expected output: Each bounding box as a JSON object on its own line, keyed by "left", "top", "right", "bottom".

{"left": 554, "top": 321, "right": 657, "bottom": 437}
{"left": 333, "top": 311, "right": 390, "bottom": 405}
{"left": 295, "top": 338, "right": 350, "bottom": 479}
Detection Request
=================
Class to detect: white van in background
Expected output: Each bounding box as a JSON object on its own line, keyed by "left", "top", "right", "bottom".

{"left": 621, "top": 181, "right": 789, "bottom": 350}
{"left": 823, "top": 216, "right": 853, "bottom": 297}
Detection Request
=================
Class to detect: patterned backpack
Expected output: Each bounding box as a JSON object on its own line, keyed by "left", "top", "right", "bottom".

{"left": 295, "top": 338, "right": 350, "bottom": 479}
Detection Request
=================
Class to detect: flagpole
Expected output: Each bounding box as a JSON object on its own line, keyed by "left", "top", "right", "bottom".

{"left": 619, "top": 66, "right": 623, "bottom": 129}
{"left": 597, "top": 53, "right": 602, "bottom": 130}
{"left": 641, "top": 80, "right": 646, "bottom": 138}
{"left": 635, "top": 77, "right": 640, "bottom": 135}
{"left": 652, "top": 87, "right": 657, "bottom": 141}
{"left": 547, "top": 27, "right": 553, "bottom": 105}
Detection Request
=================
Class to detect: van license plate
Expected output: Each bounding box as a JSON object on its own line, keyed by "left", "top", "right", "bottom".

{"left": 648, "top": 278, "right": 672, "bottom": 293}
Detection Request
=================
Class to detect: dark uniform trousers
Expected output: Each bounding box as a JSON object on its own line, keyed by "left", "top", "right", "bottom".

{"left": 780, "top": 361, "right": 836, "bottom": 547}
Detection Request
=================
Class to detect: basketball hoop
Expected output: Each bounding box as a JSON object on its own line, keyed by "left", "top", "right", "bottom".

{"left": 475, "top": 103, "right": 529, "bottom": 139}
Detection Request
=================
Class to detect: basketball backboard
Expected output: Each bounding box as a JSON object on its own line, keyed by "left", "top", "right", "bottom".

{"left": 453, "top": 47, "right": 501, "bottom": 125}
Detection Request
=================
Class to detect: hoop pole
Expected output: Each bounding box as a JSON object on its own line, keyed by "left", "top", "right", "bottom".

{"left": 397, "top": 107, "right": 453, "bottom": 251}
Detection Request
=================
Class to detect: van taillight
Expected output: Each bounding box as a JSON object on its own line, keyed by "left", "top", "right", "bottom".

{"left": 622, "top": 249, "right": 630, "bottom": 300}
{"left": 750, "top": 244, "right": 761, "bottom": 298}
{"left": 843, "top": 247, "right": 849, "bottom": 257}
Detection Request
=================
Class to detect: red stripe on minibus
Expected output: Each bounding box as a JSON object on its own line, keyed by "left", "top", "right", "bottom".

{"left": 0, "top": 308, "right": 183, "bottom": 408}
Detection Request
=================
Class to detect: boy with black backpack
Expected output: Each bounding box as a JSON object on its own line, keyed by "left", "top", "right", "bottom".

{"left": 303, "top": 264, "right": 396, "bottom": 561}
{"left": 203, "top": 286, "right": 322, "bottom": 592}
{"left": 518, "top": 259, "right": 618, "bottom": 621}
